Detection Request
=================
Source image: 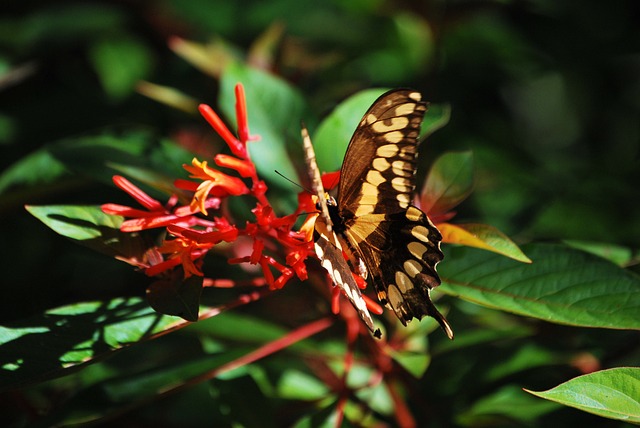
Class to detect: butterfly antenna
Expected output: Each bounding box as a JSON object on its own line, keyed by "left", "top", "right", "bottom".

{"left": 274, "top": 170, "right": 309, "bottom": 192}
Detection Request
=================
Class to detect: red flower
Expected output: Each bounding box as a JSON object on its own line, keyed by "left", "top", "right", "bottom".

{"left": 104, "top": 83, "right": 316, "bottom": 293}
{"left": 101, "top": 175, "right": 208, "bottom": 232}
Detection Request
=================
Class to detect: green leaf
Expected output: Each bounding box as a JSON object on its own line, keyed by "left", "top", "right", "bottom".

{"left": 421, "top": 102, "right": 451, "bottom": 138}
{"left": 421, "top": 150, "right": 474, "bottom": 215}
{"left": 0, "top": 148, "right": 67, "bottom": 195}
{"left": 277, "top": 370, "right": 329, "bottom": 400}
{"left": 313, "top": 88, "right": 387, "bottom": 173}
{"left": 0, "top": 298, "right": 189, "bottom": 391}
{"left": 219, "top": 62, "right": 305, "bottom": 185}
{"left": 88, "top": 35, "right": 154, "bottom": 101}
{"left": 25, "top": 205, "right": 153, "bottom": 264}
{"left": 525, "top": 367, "right": 640, "bottom": 425}
{"left": 564, "top": 240, "right": 636, "bottom": 267}
{"left": 38, "top": 350, "right": 252, "bottom": 427}
{"left": 187, "top": 311, "right": 288, "bottom": 344}
{"left": 439, "top": 222, "right": 531, "bottom": 263}
{"left": 439, "top": 243, "right": 640, "bottom": 330}
{"left": 26, "top": 204, "right": 121, "bottom": 241}
{"left": 147, "top": 275, "right": 203, "bottom": 322}
{"left": 458, "top": 384, "right": 560, "bottom": 426}
{"left": 482, "top": 344, "right": 560, "bottom": 382}
{"left": 47, "top": 133, "right": 193, "bottom": 198}
{"left": 390, "top": 350, "right": 430, "bottom": 378}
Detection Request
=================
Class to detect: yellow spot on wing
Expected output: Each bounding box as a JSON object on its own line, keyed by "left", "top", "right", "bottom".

{"left": 384, "top": 131, "right": 404, "bottom": 143}
{"left": 376, "top": 144, "right": 399, "bottom": 157}
{"left": 408, "top": 241, "right": 428, "bottom": 259}
{"left": 371, "top": 117, "right": 409, "bottom": 133}
{"left": 404, "top": 259, "right": 422, "bottom": 278}
{"left": 395, "top": 271, "right": 412, "bottom": 293}
{"left": 366, "top": 170, "right": 385, "bottom": 185}
{"left": 395, "top": 103, "right": 416, "bottom": 116}
{"left": 405, "top": 206, "right": 423, "bottom": 222}
{"left": 410, "top": 225, "right": 431, "bottom": 243}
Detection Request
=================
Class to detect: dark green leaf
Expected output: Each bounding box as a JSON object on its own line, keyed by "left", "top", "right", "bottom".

{"left": 0, "top": 148, "right": 67, "bottom": 195}
{"left": 564, "top": 240, "right": 636, "bottom": 267}
{"left": 439, "top": 243, "right": 640, "bottom": 330}
{"left": 421, "top": 103, "right": 451, "bottom": 138}
{"left": 88, "top": 35, "right": 154, "bottom": 101}
{"left": 457, "top": 385, "right": 561, "bottom": 426}
{"left": 421, "top": 150, "right": 474, "bottom": 215}
{"left": 0, "top": 298, "right": 189, "bottom": 391}
{"left": 525, "top": 368, "right": 640, "bottom": 425}
{"left": 147, "top": 274, "right": 203, "bottom": 322}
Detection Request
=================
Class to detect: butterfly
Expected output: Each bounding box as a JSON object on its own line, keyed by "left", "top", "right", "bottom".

{"left": 303, "top": 89, "right": 453, "bottom": 339}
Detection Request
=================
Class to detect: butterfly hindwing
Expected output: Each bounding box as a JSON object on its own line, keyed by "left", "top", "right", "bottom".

{"left": 342, "top": 207, "right": 452, "bottom": 339}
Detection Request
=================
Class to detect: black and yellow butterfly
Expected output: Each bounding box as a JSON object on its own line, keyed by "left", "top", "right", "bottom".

{"left": 303, "top": 89, "right": 453, "bottom": 339}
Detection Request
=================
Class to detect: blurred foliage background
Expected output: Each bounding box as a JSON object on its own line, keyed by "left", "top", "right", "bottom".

{"left": 1, "top": 0, "right": 639, "bottom": 426}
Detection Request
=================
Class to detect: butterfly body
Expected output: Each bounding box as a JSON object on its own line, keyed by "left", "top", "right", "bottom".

{"left": 306, "top": 89, "right": 453, "bottom": 339}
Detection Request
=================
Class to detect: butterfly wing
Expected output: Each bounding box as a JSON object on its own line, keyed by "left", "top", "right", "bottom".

{"left": 337, "top": 89, "right": 453, "bottom": 338}
{"left": 313, "top": 216, "right": 380, "bottom": 338}
{"left": 302, "top": 126, "right": 381, "bottom": 338}
{"left": 338, "top": 89, "right": 426, "bottom": 217}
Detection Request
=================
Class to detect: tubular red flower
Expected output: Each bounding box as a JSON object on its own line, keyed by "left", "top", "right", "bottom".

{"left": 215, "top": 153, "right": 256, "bottom": 178}
{"left": 199, "top": 103, "right": 247, "bottom": 159}
{"left": 235, "top": 84, "right": 250, "bottom": 144}
{"left": 184, "top": 158, "right": 249, "bottom": 214}
{"left": 112, "top": 175, "right": 164, "bottom": 212}
{"left": 250, "top": 239, "right": 265, "bottom": 264}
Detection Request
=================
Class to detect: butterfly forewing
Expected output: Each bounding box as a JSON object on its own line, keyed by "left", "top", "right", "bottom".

{"left": 338, "top": 90, "right": 427, "bottom": 217}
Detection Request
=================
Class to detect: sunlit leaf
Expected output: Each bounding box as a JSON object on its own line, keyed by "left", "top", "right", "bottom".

{"left": 439, "top": 222, "right": 531, "bottom": 263}
{"left": 26, "top": 204, "right": 122, "bottom": 241}
{"left": 421, "top": 151, "right": 474, "bottom": 215}
{"left": 525, "top": 367, "right": 640, "bottom": 425}
{"left": 0, "top": 298, "right": 189, "bottom": 391}
{"left": 439, "top": 243, "right": 640, "bottom": 330}
{"left": 25, "top": 205, "right": 153, "bottom": 264}
{"left": 313, "top": 88, "right": 386, "bottom": 172}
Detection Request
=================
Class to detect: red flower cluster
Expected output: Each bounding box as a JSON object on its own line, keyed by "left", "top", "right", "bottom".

{"left": 102, "top": 84, "right": 316, "bottom": 290}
